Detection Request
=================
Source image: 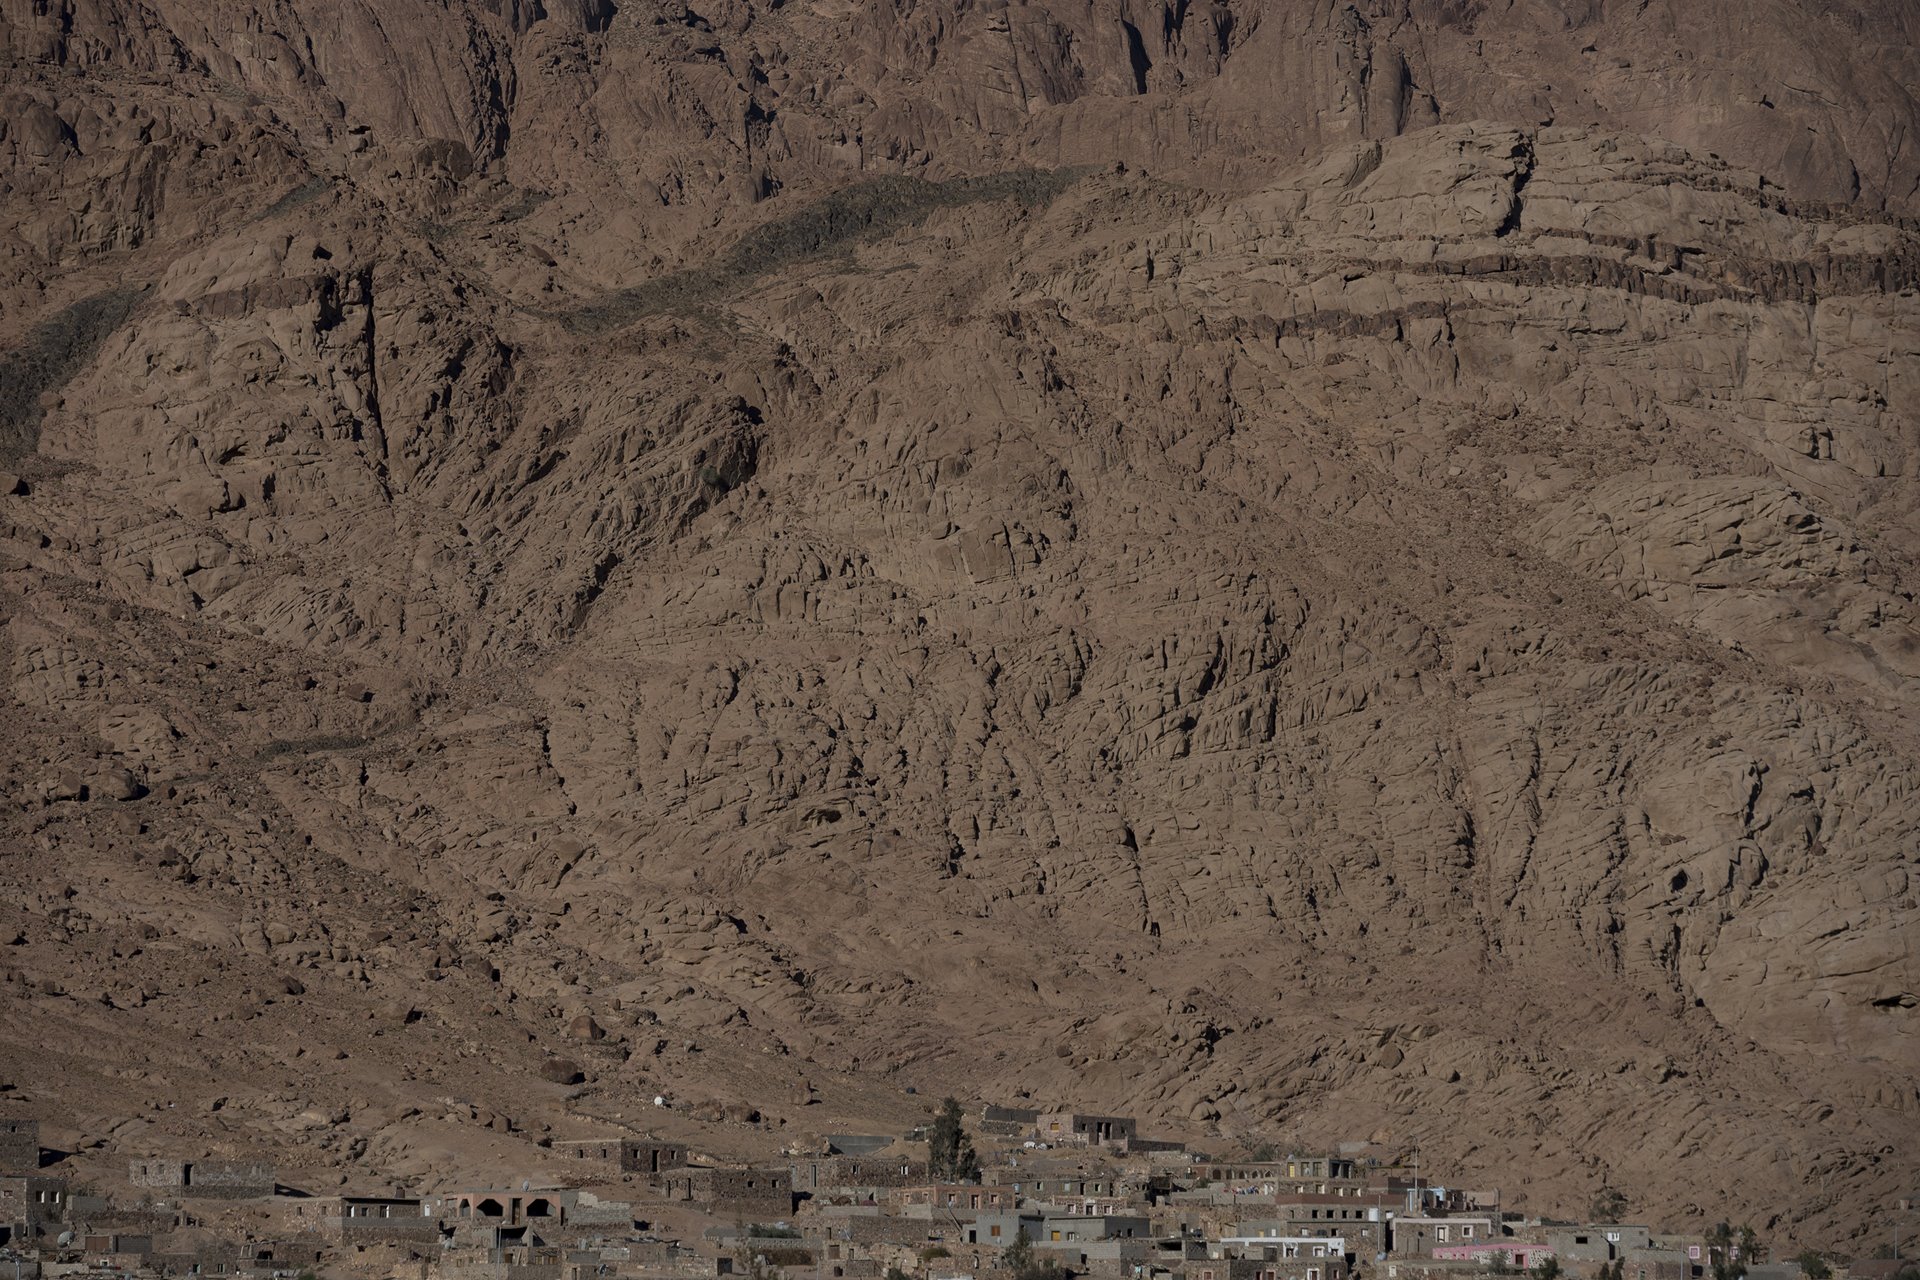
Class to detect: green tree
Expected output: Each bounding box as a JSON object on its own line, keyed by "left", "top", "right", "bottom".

{"left": 887, "top": 1267, "right": 913, "bottom": 1280}
{"left": 1532, "top": 1256, "right": 1562, "bottom": 1280}
{"left": 1707, "top": 1223, "right": 1747, "bottom": 1280}
{"left": 1002, "top": 1228, "right": 1065, "bottom": 1280}
{"left": 1486, "top": 1250, "right": 1512, "bottom": 1274}
{"left": 1003, "top": 1228, "right": 1035, "bottom": 1277}
{"left": 929, "top": 1096, "right": 981, "bottom": 1182}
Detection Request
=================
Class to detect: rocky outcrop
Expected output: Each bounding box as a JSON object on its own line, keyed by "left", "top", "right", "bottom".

{"left": 0, "top": 0, "right": 1916, "bottom": 1251}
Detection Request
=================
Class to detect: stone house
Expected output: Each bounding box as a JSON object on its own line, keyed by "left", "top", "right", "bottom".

{"left": 656, "top": 1167, "right": 792, "bottom": 1219}
{"left": 896, "top": 1184, "right": 1018, "bottom": 1214}
{"left": 430, "top": 1188, "right": 579, "bottom": 1249}
{"left": 0, "top": 1175, "right": 65, "bottom": 1246}
{"left": 1186, "top": 1251, "right": 1350, "bottom": 1280}
{"left": 1040, "top": 1194, "right": 1137, "bottom": 1218}
{"left": 128, "top": 1158, "right": 277, "bottom": 1199}
{"left": 433, "top": 1189, "right": 579, "bottom": 1225}
{"left": 980, "top": 1106, "right": 1043, "bottom": 1138}
{"left": 1035, "top": 1114, "right": 1138, "bottom": 1148}
{"left": 801, "top": 1208, "right": 942, "bottom": 1249}
{"left": 1199, "top": 1158, "right": 1363, "bottom": 1191}
{"left": 1431, "top": 1245, "right": 1557, "bottom": 1269}
{"left": 181, "top": 1238, "right": 327, "bottom": 1278}
{"left": 1392, "top": 1219, "right": 1497, "bottom": 1257}
{"left": 569, "top": 1190, "right": 636, "bottom": 1232}
{"left": 553, "top": 1138, "right": 690, "bottom": 1177}
{"left": 81, "top": 1231, "right": 154, "bottom": 1258}
{"left": 0, "top": 1121, "right": 38, "bottom": 1174}
{"left": 983, "top": 1170, "right": 1136, "bottom": 1203}
{"left": 285, "top": 1194, "right": 439, "bottom": 1247}
{"left": 1262, "top": 1193, "right": 1398, "bottom": 1222}
{"left": 793, "top": 1156, "right": 930, "bottom": 1196}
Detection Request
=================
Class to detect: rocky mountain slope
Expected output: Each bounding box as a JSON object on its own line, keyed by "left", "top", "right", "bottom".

{"left": 1, "top": 0, "right": 1916, "bottom": 1248}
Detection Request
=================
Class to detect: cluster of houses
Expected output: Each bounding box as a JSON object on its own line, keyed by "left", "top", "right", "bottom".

{"left": 0, "top": 1110, "right": 1874, "bottom": 1280}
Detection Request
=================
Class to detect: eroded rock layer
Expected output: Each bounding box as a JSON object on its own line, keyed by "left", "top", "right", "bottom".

{"left": 0, "top": 0, "right": 1915, "bottom": 1247}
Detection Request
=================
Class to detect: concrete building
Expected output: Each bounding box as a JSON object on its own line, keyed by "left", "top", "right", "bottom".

{"left": 1241, "top": 1212, "right": 1386, "bottom": 1256}
{"left": 1545, "top": 1228, "right": 1655, "bottom": 1264}
{"left": 1620, "top": 1248, "right": 1696, "bottom": 1280}
{"left": 1039, "top": 1211, "right": 1152, "bottom": 1242}
{"left": 1036, "top": 1236, "right": 1153, "bottom": 1278}
{"left": 961, "top": 1210, "right": 1045, "bottom": 1247}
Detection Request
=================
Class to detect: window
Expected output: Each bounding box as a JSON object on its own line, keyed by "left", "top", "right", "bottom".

{"left": 1438, "top": 1229, "right": 1450, "bottom": 1243}
{"left": 991, "top": 1226, "right": 1002, "bottom": 1239}
{"left": 1463, "top": 1228, "right": 1474, "bottom": 1240}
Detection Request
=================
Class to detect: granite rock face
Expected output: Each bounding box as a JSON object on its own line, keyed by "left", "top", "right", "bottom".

{"left": 0, "top": 0, "right": 1916, "bottom": 1246}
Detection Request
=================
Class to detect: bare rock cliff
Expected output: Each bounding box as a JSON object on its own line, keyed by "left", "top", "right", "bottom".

{"left": 0, "top": 0, "right": 1915, "bottom": 1246}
